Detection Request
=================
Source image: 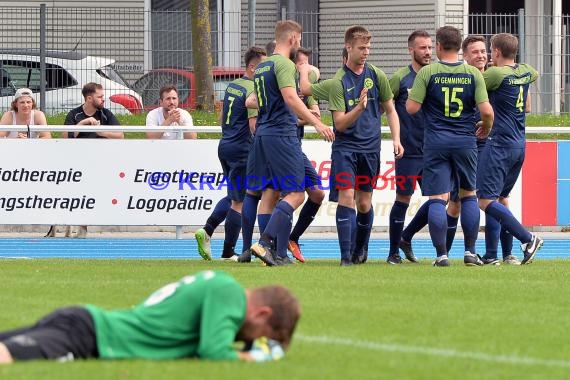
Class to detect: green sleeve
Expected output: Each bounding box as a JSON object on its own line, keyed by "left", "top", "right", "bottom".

{"left": 244, "top": 82, "right": 258, "bottom": 118}
{"left": 327, "top": 79, "right": 346, "bottom": 112}
{"left": 483, "top": 67, "right": 503, "bottom": 91}
{"left": 306, "top": 95, "right": 318, "bottom": 107}
{"left": 197, "top": 281, "right": 246, "bottom": 360}
{"left": 310, "top": 79, "right": 332, "bottom": 101}
{"left": 275, "top": 57, "right": 297, "bottom": 90}
{"left": 375, "top": 67, "right": 393, "bottom": 103}
{"left": 525, "top": 64, "right": 539, "bottom": 83}
{"left": 473, "top": 69, "right": 489, "bottom": 104}
{"left": 389, "top": 73, "right": 401, "bottom": 99}
{"left": 409, "top": 66, "right": 429, "bottom": 104}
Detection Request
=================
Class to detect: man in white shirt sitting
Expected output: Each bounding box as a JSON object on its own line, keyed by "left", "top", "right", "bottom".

{"left": 146, "top": 85, "right": 197, "bottom": 139}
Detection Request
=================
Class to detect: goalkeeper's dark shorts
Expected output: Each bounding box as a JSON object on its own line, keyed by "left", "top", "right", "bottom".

{"left": 0, "top": 306, "right": 98, "bottom": 361}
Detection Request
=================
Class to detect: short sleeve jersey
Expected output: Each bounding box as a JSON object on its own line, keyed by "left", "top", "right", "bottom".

{"left": 328, "top": 63, "right": 393, "bottom": 152}
{"left": 309, "top": 68, "right": 344, "bottom": 101}
{"left": 483, "top": 63, "right": 538, "bottom": 148}
{"left": 409, "top": 61, "right": 488, "bottom": 149}
{"left": 295, "top": 71, "right": 318, "bottom": 140}
{"left": 220, "top": 76, "right": 257, "bottom": 153}
{"left": 145, "top": 107, "right": 193, "bottom": 140}
{"left": 64, "top": 105, "right": 120, "bottom": 139}
{"left": 390, "top": 65, "right": 425, "bottom": 158}
{"left": 254, "top": 54, "right": 298, "bottom": 137}
{"left": 86, "top": 270, "right": 246, "bottom": 360}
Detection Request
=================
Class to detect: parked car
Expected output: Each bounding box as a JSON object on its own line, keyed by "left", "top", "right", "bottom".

{"left": 0, "top": 50, "right": 143, "bottom": 115}
{"left": 132, "top": 67, "right": 245, "bottom": 111}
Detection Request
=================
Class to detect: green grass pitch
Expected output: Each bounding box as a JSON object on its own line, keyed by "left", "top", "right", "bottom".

{"left": 1, "top": 259, "right": 569, "bottom": 379}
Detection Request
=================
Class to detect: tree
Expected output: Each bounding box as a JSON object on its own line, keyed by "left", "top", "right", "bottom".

{"left": 190, "top": 0, "right": 215, "bottom": 111}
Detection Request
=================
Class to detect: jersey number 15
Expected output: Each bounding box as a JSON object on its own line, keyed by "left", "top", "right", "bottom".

{"left": 441, "top": 87, "right": 464, "bottom": 117}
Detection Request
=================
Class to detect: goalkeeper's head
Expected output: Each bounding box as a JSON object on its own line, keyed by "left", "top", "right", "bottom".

{"left": 239, "top": 286, "right": 301, "bottom": 350}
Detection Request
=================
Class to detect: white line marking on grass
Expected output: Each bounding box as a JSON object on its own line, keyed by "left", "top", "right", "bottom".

{"left": 297, "top": 335, "right": 570, "bottom": 369}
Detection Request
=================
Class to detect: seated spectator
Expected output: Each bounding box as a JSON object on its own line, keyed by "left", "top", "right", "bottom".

{"left": 64, "top": 82, "right": 123, "bottom": 238}
{"left": 146, "top": 85, "right": 197, "bottom": 139}
{"left": 0, "top": 88, "right": 51, "bottom": 138}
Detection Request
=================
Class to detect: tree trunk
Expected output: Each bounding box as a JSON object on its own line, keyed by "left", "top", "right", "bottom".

{"left": 190, "top": 0, "right": 215, "bottom": 111}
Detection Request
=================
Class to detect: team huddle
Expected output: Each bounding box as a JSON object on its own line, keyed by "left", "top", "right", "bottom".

{"left": 195, "top": 21, "right": 542, "bottom": 267}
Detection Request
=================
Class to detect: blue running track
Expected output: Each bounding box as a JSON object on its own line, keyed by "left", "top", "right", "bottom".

{"left": 0, "top": 238, "right": 567, "bottom": 260}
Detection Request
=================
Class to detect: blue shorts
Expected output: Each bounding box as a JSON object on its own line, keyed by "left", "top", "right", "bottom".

{"left": 218, "top": 156, "right": 247, "bottom": 202}
{"left": 329, "top": 150, "right": 380, "bottom": 202}
{"left": 302, "top": 152, "right": 321, "bottom": 190}
{"left": 449, "top": 171, "right": 460, "bottom": 202}
{"left": 394, "top": 157, "right": 423, "bottom": 195}
{"left": 246, "top": 135, "right": 305, "bottom": 193}
{"left": 422, "top": 148, "right": 477, "bottom": 196}
{"left": 477, "top": 145, "right": 525, "bottom": 199}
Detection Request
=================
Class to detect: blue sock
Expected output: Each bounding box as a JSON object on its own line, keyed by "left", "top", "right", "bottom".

{"left": 389, "top": 201, "right": 408, "bottom": 254}
{"left": 500, "top": 228, "right": 514, "bottom": 259}
{"left": 204, "top": 196, "right": 231, "bottom": 236}
{"left": 460, "top": 195, "right": 480, "bottom": 253}
{"left": 485, "top": 201, "right": 532, "bottom": 244}
{"left": 262, "top": 201, "right": 294, "bottom": 258}
{"left": 241, "top": 193, "right": 260, "bottom": 251}
{"left": 222, "top": 209, "right": 242, "bottom": 257}
{"left": 258, "top": 214, "right": 271, "bottom": 235}
{"left": 336, "top": 205, "right": 355, "bottom": 261}
{"left": 427, "top": 199, "right": 448, "bottom": 256}
{"left": 354, "top": 207, "right": 374, "bottom": 256}
{"left": 445, "top": 214, "right": 459, "bottom": 254}
{"left": 290, "top": 199, "right": 321, "bottom": 242}
{"left": 350, "top": 210, "right": 357, "bottom": 254}
{"left": 484, "top": 214, "right": 501, "bottom": 259}
{"left": 402, "top": 200, "right": 429, "bottom": 242}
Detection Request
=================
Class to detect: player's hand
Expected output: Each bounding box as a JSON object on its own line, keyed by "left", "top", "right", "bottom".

{"left": 246, "top": 337, "right": 285, "bottom": 362}
{"left": 475, "top": 121, "right": 490, "bottom": 139}
{"left": 358, "top": 88, "right": 368, "bottom": 110}
{"left": 315, "top": 122, "right": 334, "bottom": 142}
{"left": 168, "top": 109, "right": 181, "bottom": 124}
{"left": 393, "top": 141, "right": 404, "bottom": 159}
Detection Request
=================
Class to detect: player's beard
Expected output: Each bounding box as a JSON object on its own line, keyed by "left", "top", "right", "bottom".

{"left": 413, "top": 51, "right": 431, "bottom": 67}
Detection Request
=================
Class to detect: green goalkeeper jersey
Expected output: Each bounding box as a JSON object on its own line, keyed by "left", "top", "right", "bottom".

{"left": 86, "top": 270, "right": 246, "bottom": 360}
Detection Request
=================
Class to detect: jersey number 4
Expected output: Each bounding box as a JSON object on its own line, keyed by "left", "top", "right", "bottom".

{"left": 441, "top": 87, "right": 464, "bottom": 117}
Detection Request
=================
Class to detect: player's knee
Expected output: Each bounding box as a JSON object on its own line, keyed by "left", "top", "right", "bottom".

{"left": 307, "top": 189, "right": 325, "bottom": 204}
{"left": 0, "top": 343, "right": 14, "bottom": 364}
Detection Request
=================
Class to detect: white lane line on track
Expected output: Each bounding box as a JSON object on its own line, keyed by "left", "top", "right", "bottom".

{"left": 297, "top": 335, "right": 570, "bottom": 368}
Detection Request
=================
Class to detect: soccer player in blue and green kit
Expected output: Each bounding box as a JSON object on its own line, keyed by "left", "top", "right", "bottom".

{"left": 385, "top": 30, "right": 432, "bottom": 265}
{"left": 477, "top": 33, "right": 543, "bottom": 265}
{"left": 0, "top": 270, "right": 300, "bottom": 363}
{"left": 327, "top": 25, "right": 404, "bottom": 266}
{"left": 406, "top": 26, "right": 494, "bottom": 266}
{"left": 195, "top": 46, "right": 267, "bottom": 261}
{"left": 249, "top": 20, "right": 334, "bottom": 266}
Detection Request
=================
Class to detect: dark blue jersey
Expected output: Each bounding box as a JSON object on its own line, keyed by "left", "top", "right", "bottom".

{"left": 219, "top": 77, "right": 256, "bottom": 156}
{"left": 390, "top": 65, "right": 425, "bottom": 158}
{"left": 409, "top": 62, "right": 488, "bottom": 149}
{"left": 254, "top": 54, "right": 298, "bottom": 137}
{"left": 328, "top": 63, "right": 393, "bottom": 152}
{"left": 483, "top": 63, "right": 538, "bottom": 148}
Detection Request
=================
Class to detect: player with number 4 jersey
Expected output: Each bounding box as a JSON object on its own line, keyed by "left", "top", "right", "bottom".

{"left": 477, "top": 33, "right": 543, "bottom": 265}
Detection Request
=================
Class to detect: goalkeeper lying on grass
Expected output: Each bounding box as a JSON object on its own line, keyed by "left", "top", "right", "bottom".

{"left": 0, "top": 270, "right": 299, "bottom": 363}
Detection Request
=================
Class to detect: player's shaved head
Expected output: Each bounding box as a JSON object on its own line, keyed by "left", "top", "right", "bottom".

{"left": 275, "top": 20, "right": 302, "bottom": 43}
